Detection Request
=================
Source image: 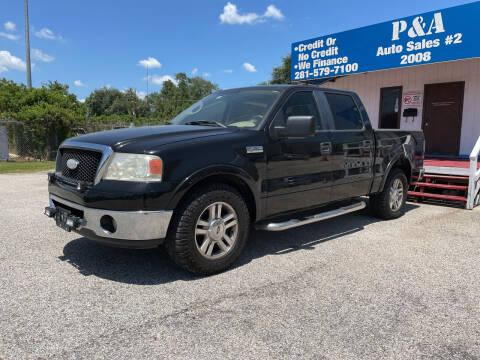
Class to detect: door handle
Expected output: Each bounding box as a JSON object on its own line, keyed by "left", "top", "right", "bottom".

{"left": 284, "top": 177, "right": 296, "bottom": 185}
{"left": 320, "top": 142, "right": 332, "bottom": 155}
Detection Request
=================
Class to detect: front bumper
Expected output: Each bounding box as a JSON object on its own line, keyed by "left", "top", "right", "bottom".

{"left": 46, "top": 194, "right": 173, "bottom": 248}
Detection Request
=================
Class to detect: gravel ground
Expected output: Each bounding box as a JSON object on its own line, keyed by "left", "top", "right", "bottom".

{"left": 0, "top": 172, "right": 479, "bottom": 359}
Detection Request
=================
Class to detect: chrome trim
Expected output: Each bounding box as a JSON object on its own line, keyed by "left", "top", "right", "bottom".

{"left": 56, "top": 140, "right": 114, "bottom": 185}
{"left": 255, "top": 201, "right": 366, "bottom": 231}
{"left": 49, "top": 194, "right": 173, "bottom": 241}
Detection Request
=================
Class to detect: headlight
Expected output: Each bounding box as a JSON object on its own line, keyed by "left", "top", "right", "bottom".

{"left": 103, "top": 153, "right": 163, "bottom": 182}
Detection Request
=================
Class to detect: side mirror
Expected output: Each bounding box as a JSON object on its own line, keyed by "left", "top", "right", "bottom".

{"left": 275, "top": 116, "right": 316, "bottom": 139}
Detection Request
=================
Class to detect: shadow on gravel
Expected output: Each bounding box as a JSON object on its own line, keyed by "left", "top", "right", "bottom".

{"left": 59, "top": 203, "right": 419, "bottom": 285}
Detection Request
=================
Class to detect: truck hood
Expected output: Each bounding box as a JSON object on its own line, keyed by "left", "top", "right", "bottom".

{"left": 68, "top": 125, "right": 234, "bottom": 151}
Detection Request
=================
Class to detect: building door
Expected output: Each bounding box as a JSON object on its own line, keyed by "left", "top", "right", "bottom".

{"left": 423, "top": 82, "right": 464, "bottom": 156}
{"left": 379, "top": 86, "right": 402, "bottom": 129}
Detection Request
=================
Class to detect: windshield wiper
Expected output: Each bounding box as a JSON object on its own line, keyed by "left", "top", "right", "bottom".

{"left": 183, "top": 120, "right": 227, "bottom": 128}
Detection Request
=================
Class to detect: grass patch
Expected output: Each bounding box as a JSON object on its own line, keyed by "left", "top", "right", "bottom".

{"left": 0, "top": 161, "right": 55, "bottom": 174}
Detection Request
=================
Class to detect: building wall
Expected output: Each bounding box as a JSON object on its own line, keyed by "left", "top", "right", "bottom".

{"left": 322, "top": 58, "right": 480, "bottom": 156}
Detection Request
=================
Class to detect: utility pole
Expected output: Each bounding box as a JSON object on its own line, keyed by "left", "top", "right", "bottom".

{"left": 24, "top": 0, "right": 32, "bottom": 88}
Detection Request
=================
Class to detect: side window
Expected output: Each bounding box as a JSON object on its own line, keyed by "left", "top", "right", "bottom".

{"left": 281, "top": 91, "right": 323, "bottom": 130}
{"left": 325, "top": 93, "right": 363, "bottom": 130}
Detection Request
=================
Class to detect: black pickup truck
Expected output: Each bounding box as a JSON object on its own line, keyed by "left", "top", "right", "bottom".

{"left": 45, "top": 85, "right": 424, "bottom": 274}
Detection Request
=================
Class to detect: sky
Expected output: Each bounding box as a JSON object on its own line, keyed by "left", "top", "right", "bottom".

{"left": 0, "top": 0, "right": 475, "bottom": 101}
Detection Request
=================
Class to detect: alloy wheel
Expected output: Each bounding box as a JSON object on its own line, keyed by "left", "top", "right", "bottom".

{"left": 194, "top": 202, "right": 239, "bottom": 259}
{"left": 389, "top": 178, "right": 404, "bottom": 211}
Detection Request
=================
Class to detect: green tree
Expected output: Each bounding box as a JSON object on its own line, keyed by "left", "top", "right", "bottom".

{"left": 85, "top": 87, "right": 125, "bottom": 116}
{"left": 0, "top": 79, "right": 84, "bottom": 159}
{"left": 188, "top": 76, "right": 218, "bottom": 100}
{"left": 121, "top": 88, "right": 149, "bottom": 117}
{"left": 0, "top": 78, "right": 27, "bottom": 114}
{"left": 148, "top": 74, "right": 219, "bottom": 121}
{"left": 265, "top": 54, "right": 292, "bottom": 84}
{"left": 85, "top": 87, "right": 148, "bottom": 118}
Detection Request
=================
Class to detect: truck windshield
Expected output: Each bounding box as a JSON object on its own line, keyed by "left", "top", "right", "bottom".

{"left": 170, "top": 89, "right": 282, "bottom": 128}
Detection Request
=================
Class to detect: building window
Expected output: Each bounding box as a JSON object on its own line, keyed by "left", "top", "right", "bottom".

{"left": 379, "top": 86, "right": 402, "bottom": 129}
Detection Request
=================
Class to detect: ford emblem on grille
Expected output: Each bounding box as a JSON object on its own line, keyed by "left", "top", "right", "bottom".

{"left": 66, "top": 158, "right": 80, "bottom": 170}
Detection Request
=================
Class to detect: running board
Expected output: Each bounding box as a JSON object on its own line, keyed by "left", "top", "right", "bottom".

{"left": 255, "top": 201, "right": 366, "bottom": 231}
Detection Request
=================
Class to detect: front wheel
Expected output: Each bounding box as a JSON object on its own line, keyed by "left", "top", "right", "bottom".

{"left": 370, "top": 168, "right": 408, "bottom": 220}
{"left": 165, "top": 184, "right": 250, "bottom": 275}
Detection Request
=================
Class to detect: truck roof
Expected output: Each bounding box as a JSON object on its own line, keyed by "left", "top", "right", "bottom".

{"left": 222, "top": 84, "right": 356, "bottom": 95}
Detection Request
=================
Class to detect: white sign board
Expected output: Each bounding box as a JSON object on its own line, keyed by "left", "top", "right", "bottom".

{"left": 403, "top": 91, "right": 423, "bottom": 106}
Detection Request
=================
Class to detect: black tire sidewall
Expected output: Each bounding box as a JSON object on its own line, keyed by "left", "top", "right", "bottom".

{"left": 370, "top": 168, "right": 408, "bottom": 220}
{"left": 168, "top": 184, "right": 250, "bottom": 274}
{"left": 385, "top": 169, "right": 408, "bottom": 218}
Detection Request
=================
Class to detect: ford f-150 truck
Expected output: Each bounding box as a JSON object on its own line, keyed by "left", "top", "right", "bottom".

{"left": 45, "top": 85, "right": 424, "bottom": 274}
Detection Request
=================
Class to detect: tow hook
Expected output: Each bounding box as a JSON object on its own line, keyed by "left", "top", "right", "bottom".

{"left": 44, "top": 206, "right": 86, "bottom": 231}
{"left": 44, "top": 206, "right": 57, "bottom": 218}
{"left": 47, "top": 172, "right": 56, "bottom": 184}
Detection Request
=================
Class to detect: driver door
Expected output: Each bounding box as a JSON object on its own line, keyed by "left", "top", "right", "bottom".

{"left": 263, "top": 91, "right": 333, "bottom": 217}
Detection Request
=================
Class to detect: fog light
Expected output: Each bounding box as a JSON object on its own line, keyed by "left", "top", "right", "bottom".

{"left": 100, "top": 215, "right": 117, "bottom": 234}
{"left": 66, "top": 219, "right": 75, "bottom": 227}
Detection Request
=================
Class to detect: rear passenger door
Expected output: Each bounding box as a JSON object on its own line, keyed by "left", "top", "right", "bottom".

{"left": 319, "top": 91, "right": 374, "bottom": 202}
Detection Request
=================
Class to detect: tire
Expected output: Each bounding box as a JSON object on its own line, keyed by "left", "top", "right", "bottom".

{"left": 370, "top": 168, "right": 408, "bottom": 220}
{"left": 165, "top": 183, "right": 250, "bottom": 275}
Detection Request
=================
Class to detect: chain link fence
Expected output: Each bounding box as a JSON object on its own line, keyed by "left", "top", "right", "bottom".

{"left": 0, "top": 118, "right": 141, "bottom": 162}
{"left": 0, "top": 119, "right": 50, "bottom": 161}
{"left": 0, "top": 115, "right": 174, "bottom": 162}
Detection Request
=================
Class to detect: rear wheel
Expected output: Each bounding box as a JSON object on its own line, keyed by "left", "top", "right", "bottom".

{"left": 165, "top": 184, "right": 250, "bottom": 275}
{"left": 370, "top": 168, "right": 408, "bottom": 219}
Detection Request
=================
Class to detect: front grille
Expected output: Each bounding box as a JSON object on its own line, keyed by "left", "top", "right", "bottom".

{"left": 59, "top": 148, "right": 102, "bottom": 183}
